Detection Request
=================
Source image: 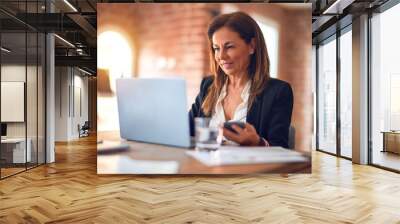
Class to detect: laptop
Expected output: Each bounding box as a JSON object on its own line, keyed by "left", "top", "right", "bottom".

{"left": 116, "top": 78, "right": 193, "bottom": 148}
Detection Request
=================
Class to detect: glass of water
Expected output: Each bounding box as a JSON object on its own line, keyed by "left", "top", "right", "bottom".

{"left": 194, "top": 117, "right": 222, "bottom": 151}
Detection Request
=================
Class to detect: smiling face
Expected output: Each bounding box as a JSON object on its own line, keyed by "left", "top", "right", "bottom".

{"left": 212, "top": 27, "right": 255, "bottom": 78}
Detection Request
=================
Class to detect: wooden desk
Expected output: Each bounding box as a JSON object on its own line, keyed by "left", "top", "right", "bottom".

{"left": 1, "top": 138, "right": 31, "bottom": 163}
{"left": 97, "top": 131, "right": 311, "bottom": 174}
{"left": 382, "top": 131, "right": 400, "bottom": 154}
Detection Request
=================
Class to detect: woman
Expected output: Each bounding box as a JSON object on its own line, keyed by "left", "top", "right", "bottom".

{"left": 189, "top": 11, "right": 293, "bottom": 148}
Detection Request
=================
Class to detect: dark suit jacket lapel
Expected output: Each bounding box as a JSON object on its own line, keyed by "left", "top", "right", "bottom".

{"left": 246, "top": 80, "right": 276, "bottom": 134}
{"left": 246, "top": 95, "right": 262, "bottom": 130}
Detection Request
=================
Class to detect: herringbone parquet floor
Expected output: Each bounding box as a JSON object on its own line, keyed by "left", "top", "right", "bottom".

{"left": 1, "top": 135, "right": 400, "bottom": 223}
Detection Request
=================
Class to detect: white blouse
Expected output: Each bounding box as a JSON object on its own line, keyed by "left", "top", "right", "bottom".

{"left": 209, "top": 80, "right": 251, "bottom": 143}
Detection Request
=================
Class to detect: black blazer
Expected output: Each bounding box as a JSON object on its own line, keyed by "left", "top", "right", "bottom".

{"left": 189, "top": 76, "right": 293, "bottom": 148}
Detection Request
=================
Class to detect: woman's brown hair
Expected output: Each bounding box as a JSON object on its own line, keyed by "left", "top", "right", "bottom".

{"left": 202, "top": 11, "right": 270, "bottom": 116}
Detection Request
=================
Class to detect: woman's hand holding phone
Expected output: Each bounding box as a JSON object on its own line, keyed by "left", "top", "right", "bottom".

{"left": 222, "top": 122, "right": 261, "bottom": 146}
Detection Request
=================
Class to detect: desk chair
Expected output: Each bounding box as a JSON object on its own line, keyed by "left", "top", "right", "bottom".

{"left": 281, "top": 126, "right": 296, "bottom": 178}
{"left": 288, "top": 125, "right": 295, "bottom": 150}
{"left": 78, "top": 121, "right": 90, "bottom": 138}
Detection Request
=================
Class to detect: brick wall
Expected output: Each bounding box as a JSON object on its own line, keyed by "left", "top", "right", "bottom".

{"left": 133, "top": 3, "right": 214, "bottom": 104}
{"left": 278, "top": 7, "right": 312, "bottom": 152}
{"left": 98, "top": 3, "right": 214, "bottom": 106}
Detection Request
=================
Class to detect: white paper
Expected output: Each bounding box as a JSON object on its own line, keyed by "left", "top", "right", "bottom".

{"left": 186, "top": 146, "right": 308, "bottom": 166}
{"left": 97, "top": 155, "right": 179, "bottom": 174}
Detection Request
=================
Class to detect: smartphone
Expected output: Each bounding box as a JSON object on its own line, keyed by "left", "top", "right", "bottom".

{"left": 223, "top": 121, "right": 245, "bottom": 134}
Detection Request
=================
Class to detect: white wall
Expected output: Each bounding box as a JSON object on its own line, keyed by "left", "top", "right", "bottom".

{"left": 73, "top": 74, "right": 89, "bottom": 137}
{"left": 55, "top": 67, "right": 89, "bottom": 141}
{"left": 55, "top": 66, "right": 69, "bottom": 141}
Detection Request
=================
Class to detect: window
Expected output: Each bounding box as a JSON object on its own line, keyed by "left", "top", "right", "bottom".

{"left": 371, "top": 2, "right": 400, "bottom": 171}
{"left": 257, "top": 21, "right": 279, "bottom": 78}
{"left": 98, "top": 31, "right": 132, "bottom": 92}
{"left": 97, "top": 31, "right": 133, "bottom": 131}
{"left": 339, "top": 28, "right": 352, "bottom": 158}
{"left": 316, "top": 25, "right": 353, "bottom": 159}
{"left": 317, "top": 36, "right": 337, "bottom": 154}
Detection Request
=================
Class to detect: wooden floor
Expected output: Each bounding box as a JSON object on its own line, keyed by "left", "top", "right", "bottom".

{"left": 1, "top": 135, "right": 400, "bottom": 223}
{"left": 1, "top": 163, "right": 45, "bottom": 178}
{"left": 0, "top": 167, "right": 26, "bottom": 178}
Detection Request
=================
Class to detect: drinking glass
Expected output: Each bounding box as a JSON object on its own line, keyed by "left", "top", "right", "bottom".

{"left": 194, "top": 117, "right": 222, "bottom": 151}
